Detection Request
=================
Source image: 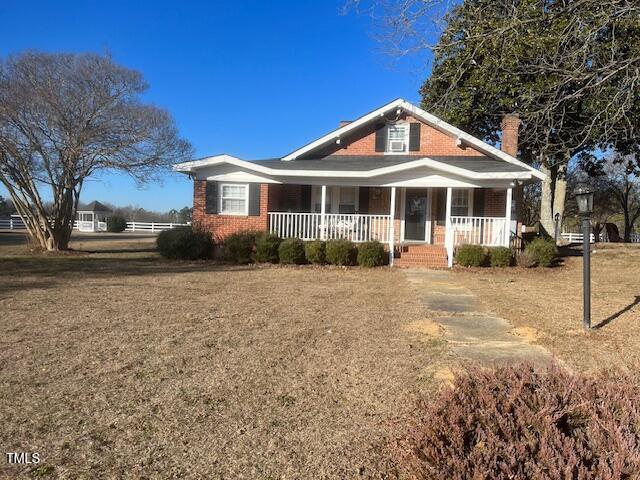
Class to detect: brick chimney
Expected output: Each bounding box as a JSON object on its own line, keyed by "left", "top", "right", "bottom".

{"left": 339, "top": 120, "right": 352, "bottom": 127}
{"left": 501, "top": 114, "right": 520, "bottom": 156}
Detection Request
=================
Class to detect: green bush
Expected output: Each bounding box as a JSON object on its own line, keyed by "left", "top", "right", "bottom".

{"left": 517, "top": 250, "right": 537, "bottom": 268}
{"left": 254, "top": 233, "right": 282, "bottom": 263}
{"left": 106, "top": 215, "right": 127, "bottom": 233}
{"left": 489, "top": 247, "right": 514, "bottom": 267}
{"left": 396, "top": 364, "right": 640, "bottom": 479}
{"left": 278, "top": 238, "right": 306, "bottom": 264}
{"left": 305, "top": 240, "right": 326, "bottom": 264}
{"left": 156, "top": 226, "right": 212, "bottom": 260}
{"left": 325, "top": 239, "right": 357, "bottom": 266}
{"left": 525, "top": 236, "right": 557, "bottom": 267}
{"left": 357, "top": 241, "right": 386, "bottom": 267}
{"left": 455, "top": 244, "right": 486, "bottom": 267}
{"left": 224, "top": 231, "right": 258, "bottom": 264}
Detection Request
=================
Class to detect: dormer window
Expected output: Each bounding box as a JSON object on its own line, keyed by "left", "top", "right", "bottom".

{"left": 387, "top": 124, "right": 408, "bottom": 153}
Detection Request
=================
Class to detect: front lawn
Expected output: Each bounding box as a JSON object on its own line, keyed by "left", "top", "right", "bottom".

{"left": 0, "top": 235, "right": 448, "bottom": 479}
{"left": 453, "top": 243, "right": 640, "bottom": 372}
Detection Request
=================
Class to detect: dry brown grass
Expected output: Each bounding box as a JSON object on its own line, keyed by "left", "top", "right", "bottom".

{"left": 453, "top": 243, "right": 640, "bottom": 372}
{"left": 0, "top": 235, "right": 449, "bottom": 479}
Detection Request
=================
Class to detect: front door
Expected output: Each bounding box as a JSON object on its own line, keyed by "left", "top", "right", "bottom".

{"left": 404, "top": 188, "right": 430, "bottom": 241}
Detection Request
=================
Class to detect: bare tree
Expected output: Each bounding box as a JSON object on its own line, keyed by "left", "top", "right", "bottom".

{"left": 566, "top": 161, "right": 618, "bottom": 242}
{"left": 0, "top": 52, "right": 192, "bottom": 250}
{"left": 599, "top": 155, "right": 640, "bottom": 242}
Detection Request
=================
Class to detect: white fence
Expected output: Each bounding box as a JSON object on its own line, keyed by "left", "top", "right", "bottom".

{"left": 0, "top": 217, "right": 187, "bottom": 233}
{"left": 268, "top": 212, "right": 392, "bottom": 243}
{"left": 562, "top": 231, "right": 640, "bottom": 244}
{"left": 0, "top": 217, "right": 25, "bottom": 230}
{"left": 561, "top": 232, "right": 596, "bottom": 243}
{"left": 449, "top": 216, "right": 509, "bottom": 247}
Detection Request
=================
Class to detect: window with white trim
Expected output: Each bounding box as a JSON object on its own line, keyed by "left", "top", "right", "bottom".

{"left": 451, "top": 189, "right": 470, "bottom": 217}
{"left": 219, "top": 183, "right": 248, "bottom": 215}
{"left": 387, "top": 124, "right": 408, "bottom": 153}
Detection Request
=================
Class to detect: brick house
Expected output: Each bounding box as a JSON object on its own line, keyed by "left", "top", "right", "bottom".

{"left": 175, "top": 98, "right": 545, "bottom": 267}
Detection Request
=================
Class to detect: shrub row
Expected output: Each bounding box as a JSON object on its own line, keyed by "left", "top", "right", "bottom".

{"left": 455, "top": 236, "right": 557, "bottom": 268}
{"left": 223, "top": 232, "right": 386, "bottom": 267}
{"left": 455, "top": 245, "right": 514, "bottom": 267}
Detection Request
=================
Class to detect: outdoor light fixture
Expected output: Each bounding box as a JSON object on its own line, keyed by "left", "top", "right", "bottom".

{"left": 575, "top": 185, "right": 594, "bottom": 330}
{"left": 575, "top": 185, "right": 594, "bottom": 215}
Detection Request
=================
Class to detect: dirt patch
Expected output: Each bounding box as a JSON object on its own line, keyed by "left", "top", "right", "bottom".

{"left": 510, "top": 326, "right": 540, "bottom": 342}
{"left": 453, "top": 244, "right": 640, "bottom": 372}
{"left": 404, "top": 319, "right": 442, "bottom": 337}
{"left": 0, "top": 244, "right": 449, "bottom": 479}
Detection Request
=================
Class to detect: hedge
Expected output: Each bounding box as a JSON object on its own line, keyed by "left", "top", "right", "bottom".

{"left": 106, "top": 215, "right": 127, "bottom": 233}
{"left": 305, "top": 240, "right": 326, "bottom": 264}
{"left": 489, "top": 247, "right": 514, "bottom": 267}
{"left": 357, "top": 241, "right": 386, "bottom": 267}
{"left": 525, "top": 236, "right": 557, "bottom": 267}
{"left": 325, "top": 239, "right": 357, "bottom": 266}
{"left": 156, "top": 226, "right": 212, "bottom": 260}
{"left": 224, "top": 231, "right": 259, "bottom": 264}
{"left": 279, "top": 238, "right": 306, "bottom": 264}
{"left": 455, "top": 244, "right": 486, "bottom": 267}
{"left": 254, "top": 233, "right": 282, "bottom": 263}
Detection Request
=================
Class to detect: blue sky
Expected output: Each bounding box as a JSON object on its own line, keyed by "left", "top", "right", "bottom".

{"left": 0, "top": 0, "right": 431, "bottom": 211}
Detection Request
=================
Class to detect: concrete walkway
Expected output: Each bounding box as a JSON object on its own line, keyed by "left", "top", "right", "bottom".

{"left": 404, "top": 269, "right": 552, "bottom": 366}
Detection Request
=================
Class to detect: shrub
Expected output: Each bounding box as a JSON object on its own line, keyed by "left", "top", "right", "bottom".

{"left": 396, "top": 364, "right": 640, "bottom": 479}
{"left": 525, "top": 236, "right": 557, "bottom": 267}
{"left": 489, "top": 247, "right": 514, "bottom": 267}
{"left": 224, "top": 231, "right": 258, "bottom": 264}
{"left": 357, "top": 241, "right": 386, "bottom": 267}
{"left": 517, "top": 250, "right": 537, "bottom": 268}
{"left": 325, "top": 239, "right": 357, "bottom": 266}
{"left": 278, "top": 238, "right": 306, "bottom": 265}
{"left": 156, "top": 226, "right": 212, "bottom": 260}
{"left": 305, "top": 240, "right": 326, "bottom": 264}
{"left": 106, "top": 215, "right": 127, "bottom": 233}
{"left": 254, "top": 233, "right": 282, "bottom": 263}
{"left": 455, "top": 244, "right": 486, "bottom": 267}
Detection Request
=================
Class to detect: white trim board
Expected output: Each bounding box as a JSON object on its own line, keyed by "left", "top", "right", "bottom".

{"left": 279, "top": 98, "right": 545, "bottom": 181}
{"left": 175, "top": 154, "right": 537, "bottom": 182}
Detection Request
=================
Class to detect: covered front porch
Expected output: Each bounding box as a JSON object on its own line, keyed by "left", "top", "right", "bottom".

{"left": 267, "top": 184, "right": 514, "bottom": 267}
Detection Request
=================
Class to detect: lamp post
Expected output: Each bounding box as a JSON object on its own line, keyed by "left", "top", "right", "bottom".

{"left": 575, "top": 185, "right": 594, "bottom": 330}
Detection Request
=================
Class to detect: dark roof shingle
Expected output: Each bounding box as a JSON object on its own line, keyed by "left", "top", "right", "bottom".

{"left": 250, "top": 155, "right": 528, "bottom": 173}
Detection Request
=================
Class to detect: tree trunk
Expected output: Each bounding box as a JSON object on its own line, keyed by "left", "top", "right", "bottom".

{"left": 554, "top": 162, "right": 567, "bottom": 240}
{"left": 539, "top": 161, "right": 567, "bottom": 242}
{"left": 540, "top": 163, "right": 554, "bottom": 236}
{"left": 623, "top": 210, "right": 632, "bottom": 243}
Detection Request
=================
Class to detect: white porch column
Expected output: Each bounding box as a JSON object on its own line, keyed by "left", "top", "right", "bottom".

{"left": 445, "top": 187, "right": 453, "bottom": 267}
{"left": 505, "top": 187, "right": 513, "bottom": 247}
{"left": 320, "top": 185, "right": 327, "bottom": 240}
{"left": 389, "top": 186, "right": 396, "bottom": 266}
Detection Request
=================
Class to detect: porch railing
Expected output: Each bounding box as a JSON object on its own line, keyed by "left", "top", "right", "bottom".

{"left": 450, "top": 216, "right": 509, "bottom": 247}
{"left": 268, "top": 212, "right": 392, "bottom": 243}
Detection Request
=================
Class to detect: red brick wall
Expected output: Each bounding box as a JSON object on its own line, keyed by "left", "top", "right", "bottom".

{"left": 267, "top": 184, "right": 303, "bottom": 211}
{"left": 192, "top": 181, "right": 270, "bottom": 242}
{"left": 484, "top": 189, "right": 507, "bottom": 217}
{"left": 315, "top": 113, "right": 484, "bottom": 158}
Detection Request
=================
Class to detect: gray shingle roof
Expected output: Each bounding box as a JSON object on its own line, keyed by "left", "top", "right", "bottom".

{"left": 81, "top": 201, "right": 112, "bottom": 212}
{"left": 250, "top": 155, "right": 528, "bottom": 173}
